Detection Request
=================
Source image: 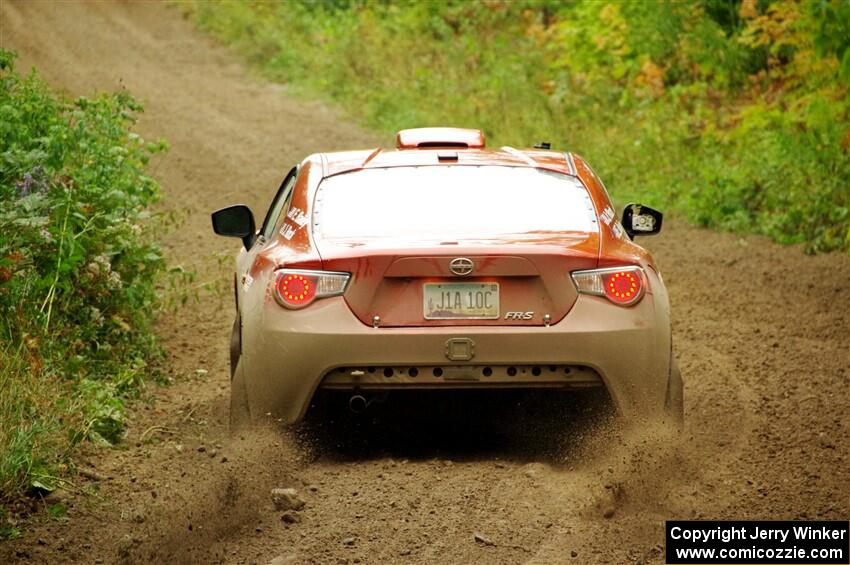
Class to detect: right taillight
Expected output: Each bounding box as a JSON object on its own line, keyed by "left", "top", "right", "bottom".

{"left": 571, "top": 266, "right": 646, "bottom": 306}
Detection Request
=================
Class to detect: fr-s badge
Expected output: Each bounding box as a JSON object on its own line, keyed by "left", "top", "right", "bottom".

{"left": 505, "top": 311, "right": 534, "bottom": 320}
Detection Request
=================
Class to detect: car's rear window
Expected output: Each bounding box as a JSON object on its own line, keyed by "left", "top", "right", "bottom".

{"left": 312, "top": 166, "right": 597, "bottom": 242}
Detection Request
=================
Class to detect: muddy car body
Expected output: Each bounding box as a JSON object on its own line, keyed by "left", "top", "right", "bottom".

{"left": 212, "top": 128, "right": 682, "bottom": 427}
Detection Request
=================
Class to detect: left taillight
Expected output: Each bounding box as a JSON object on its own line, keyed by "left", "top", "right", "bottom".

{"left": 273, "top": 269, "right": 350, "bottom": 309}
{"left": 571, "top": 266, "right": 646, "bottom": 306}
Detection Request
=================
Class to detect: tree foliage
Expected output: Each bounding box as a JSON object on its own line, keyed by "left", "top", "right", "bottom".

{"left": 189, "top": 0, "right": 850, "bottom": 253}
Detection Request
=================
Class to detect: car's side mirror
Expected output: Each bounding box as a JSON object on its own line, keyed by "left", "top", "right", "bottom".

{"left": 622, "top": 203, "right": 663, "bottom": 239}
{"left": 212, "top": 205, "right": 256, "bottom": 249}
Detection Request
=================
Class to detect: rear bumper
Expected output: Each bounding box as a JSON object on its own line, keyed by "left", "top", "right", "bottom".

{"left": 240, "top": 293, "right": 671, "bottom": 423}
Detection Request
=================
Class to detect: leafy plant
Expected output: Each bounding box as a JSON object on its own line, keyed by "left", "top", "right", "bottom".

{"left": 0, "top": 49, "right": 167, "bottom": 503}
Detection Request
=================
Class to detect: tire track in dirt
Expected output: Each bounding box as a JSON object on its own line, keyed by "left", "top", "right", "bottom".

{"left": 1, "top": 2, "right": 848, "bottom": 564}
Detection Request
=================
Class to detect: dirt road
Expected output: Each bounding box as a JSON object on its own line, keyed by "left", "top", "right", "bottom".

{"left": 1, "top": 2, "right": 848, "bottom": 563}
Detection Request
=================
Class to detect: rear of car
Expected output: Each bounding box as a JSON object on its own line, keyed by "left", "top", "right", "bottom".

{"left": 216, "top": 128, "right": 679, "bottom": 427}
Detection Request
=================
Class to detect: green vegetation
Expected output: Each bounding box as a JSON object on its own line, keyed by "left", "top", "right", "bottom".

{"left": 0, "top": 49, "right": 167, "bottom": 508}
{"left": 188, "top": 0, "right": 850, "bottom": 254}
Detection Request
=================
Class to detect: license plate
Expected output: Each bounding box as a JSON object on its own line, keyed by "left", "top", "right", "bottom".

{"left": 423, "top": 283, "right": 499, "bottom": 320}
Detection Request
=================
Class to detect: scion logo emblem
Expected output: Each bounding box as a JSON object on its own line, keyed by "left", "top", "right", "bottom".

{"left": 449, "top": 257, "right": 474, "bottom": 276}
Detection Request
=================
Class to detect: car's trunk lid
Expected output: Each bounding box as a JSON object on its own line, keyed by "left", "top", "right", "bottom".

{"left": 316, "top": 234, "right": 598, "bottom": 327}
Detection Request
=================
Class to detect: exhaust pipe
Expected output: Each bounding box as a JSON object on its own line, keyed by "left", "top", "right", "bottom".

{"left": 349, "top": 394, "right": 368, "bottom": 414}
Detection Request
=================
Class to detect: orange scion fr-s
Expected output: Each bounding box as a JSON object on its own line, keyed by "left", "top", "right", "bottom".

{"left": 212, "top": 128, "right": 682, "bottom": 429}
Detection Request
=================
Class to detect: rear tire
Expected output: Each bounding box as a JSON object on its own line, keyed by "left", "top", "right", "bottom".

{"left": 664, "top": 360, "right": 684, "bottom": 428}
{"left": 230, "top": 357, "right": 252, "bottom": 432}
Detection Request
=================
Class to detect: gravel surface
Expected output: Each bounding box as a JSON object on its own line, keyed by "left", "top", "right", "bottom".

{"left": 1, "top": 2, "right": 848, "bottom": 564}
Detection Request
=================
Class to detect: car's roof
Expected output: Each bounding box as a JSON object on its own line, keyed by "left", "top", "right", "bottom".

{"left": 318, "top": 128, "right": 577, "bottom": 178}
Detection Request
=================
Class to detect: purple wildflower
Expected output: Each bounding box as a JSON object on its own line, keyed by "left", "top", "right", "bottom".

{"left": 16, "top": 166, "right": 49, "bottom": 198}
{"left": 16, "top": 173, "right": 34, "bottom": 198}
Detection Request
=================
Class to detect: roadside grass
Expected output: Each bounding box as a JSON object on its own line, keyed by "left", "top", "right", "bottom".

{"left": 0, "top": 49, "right": 169, "bottom": 523}
{"left": 185, "top": 0, "right": 850, "bottom": 255}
